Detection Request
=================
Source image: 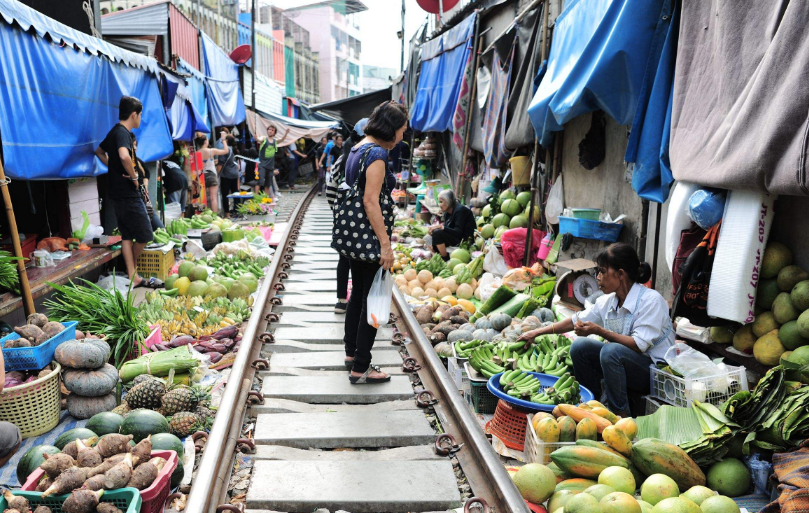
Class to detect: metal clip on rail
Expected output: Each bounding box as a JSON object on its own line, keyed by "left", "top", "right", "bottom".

{"left": 464, "top": 498, "right": 491, "bottom": 513}
{"left": 247, "top": 391, "right": 265, "bottom": 405}
{"left": 251, "top": 358, "right": 269, "bottom": 370}
{"left": 416, "top": 390, "right": 438, "bottom": 408}
{"left": 402, "top": 357, "right": 421, "bottom": 373}
{"left": 215, "top": 504, "right": 244, "bottom": 513}
{"left": 236, "top": 438, "right": 256, "bottom": 453}
{"left": 434, "top": 433, "right": 464, "bottom": 457}
{"left": 259, "top": 332, "right": 274, "bottom": 344}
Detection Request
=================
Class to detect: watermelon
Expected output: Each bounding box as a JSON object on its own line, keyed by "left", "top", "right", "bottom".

{"left": 150, "top": 433, "right": 184, "bottom": 459}
{"left": 86, "top": 412, "right": 124, "bottom": 436}
{"left": 171, "top": 459, "right": 184, "bottom": 488}
{"left": 54, "top": 428, "right": 97, "bottom": 450}
{"left": 120, "top": 409, "right": 170, "bottom": 442}
{"left": 17, "top": 445, "right": 60, "bottom": 484}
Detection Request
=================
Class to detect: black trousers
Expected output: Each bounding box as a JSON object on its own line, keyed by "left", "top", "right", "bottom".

{"left": 337, "top": 254, "right": 350, "bottom": 299}
{"left": 220, "top": 177, "right": 239, "bottom": 213}
{"left": 344, "top": 258, "right": 381, "bottom": 374}
{"left": 431, "top": 228, "right": 461, "bottom": 251}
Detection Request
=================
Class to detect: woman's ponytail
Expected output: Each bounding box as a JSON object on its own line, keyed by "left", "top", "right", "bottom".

{"left": 596, "top": 242, "right": 651, "bottom": 284}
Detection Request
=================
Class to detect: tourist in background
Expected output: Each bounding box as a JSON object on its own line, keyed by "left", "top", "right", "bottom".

{"left": 217, "top": 135, "right": 240, "bottom": 217}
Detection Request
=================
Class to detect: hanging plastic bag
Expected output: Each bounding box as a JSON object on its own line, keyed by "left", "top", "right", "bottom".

{"left": 367, "top": 267, "right": 393, "bottom": 329}
{"left": 546, "top": 176, "right": 564, "bottom": 224}
{"left": 483, "top": 243, "right": 508, "bottom": 277}
{"left": 477, "top": 273, "right": 502, "bottom": 302}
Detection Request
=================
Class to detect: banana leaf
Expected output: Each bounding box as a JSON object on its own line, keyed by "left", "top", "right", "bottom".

{"left": 636, "top": 405, "right": 702, "bottom": 445}
{"left": 723, "top": 366, "right": 785, "bottom": 431}
{"left": 679, "top": 401, "right": 739, "bottom": 466}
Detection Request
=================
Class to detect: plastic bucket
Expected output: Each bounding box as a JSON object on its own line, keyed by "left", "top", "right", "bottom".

{"left": 537, "top": 234, "right": 554, "bottom": 260}
{"left": 510, "top": 156, "right": 532, "bottom": 186}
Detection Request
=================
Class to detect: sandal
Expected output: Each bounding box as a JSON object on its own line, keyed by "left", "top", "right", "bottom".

{"left": 134, "top": 277, "right": 164, "bottom": 289}
{"left": 349, "top": 365, "right": 390, "bottom": 384}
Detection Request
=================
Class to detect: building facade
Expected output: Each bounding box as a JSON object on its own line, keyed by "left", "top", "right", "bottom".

{"left": 362, "top": 64, "right": 397, "bottom": 93}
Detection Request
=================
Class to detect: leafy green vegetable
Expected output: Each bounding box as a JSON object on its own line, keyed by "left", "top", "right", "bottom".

{"left": 0, "top": 250, "right": 24, "bottom": 294}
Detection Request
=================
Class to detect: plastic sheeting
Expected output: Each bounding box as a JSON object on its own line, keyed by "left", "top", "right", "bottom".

{"left": 246, "top": 110, "right": 336, "bottom": 147}
{"left": 527, "top": 0, "right": 669, "bottom": 147}
{"left": 310, "top": 88, "right": 393, "bottom": 126}
{"left": 0, "top": 3, "right": 172, "bottom": 179}
{"left": 410, "top": 12, "right": 476, "bottom": 133}
{"left": 178, "top": 58, "right": 209, "bottom": 131}
{"left": 201, "top": 33, "right": 246, "bottom": 127}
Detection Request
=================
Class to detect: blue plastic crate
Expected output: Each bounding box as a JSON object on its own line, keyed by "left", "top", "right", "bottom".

{"left": 559, "top": 216, "right": 623, "bottom": 242}
{"left": 0, "top": 321, "right": 78, "bottom": 371}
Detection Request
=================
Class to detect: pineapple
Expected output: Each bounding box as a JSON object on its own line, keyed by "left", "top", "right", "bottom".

{"left": 195, "top": 404, "right": 215, "bottom": 420}
{"left": 126, "top": 378, "right": 167, "bottom": 410}
{"left": 112, "top": 403, "right": 132, "bottom": 416}
{"left": 161, "top": 386, "right": 199, "bottom": 416}
{"left": 169, "top": 412, "right": 203, "bottom": 437}
{"left": 132, "top": 374, "right": 162, "bottom": 387}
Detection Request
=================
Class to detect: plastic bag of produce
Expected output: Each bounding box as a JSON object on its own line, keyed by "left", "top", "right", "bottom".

{"left": 366, "top": 268, "right": 393, "bottom": 329}
{"left": 97, "top": 272, "right": 131, "bottom": 295}
{"left": 483, "top": 243, "right": 508, "bottom": 277}
{"left": 477, "top": 273, "right": 502, "bottom": 302}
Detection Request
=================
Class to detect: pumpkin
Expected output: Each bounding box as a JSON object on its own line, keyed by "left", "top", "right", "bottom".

{"left": 459, "top": 323, "right": 476, "bottom": 333}
{"left": 433, "top": 342, "right": 454, "bottom": 357}
{"left": 475, "top": 318, "right": 492, "bottom": 330}
{"left": 486, "top": 329, "right": 498, "bottom": 339}
{"left": 447, "top": 330, "right": 473, "bottom": 343}
{"left": 472, "top": 329, "right": 494, "bottom": 342}
{"left": 533, "top": 308, "right": 555, "bottom": 323}
{"left": 490, "top": 313, "right": 512, "bottom": 331}
{"left": 54, "top": 339, "right": 111, "bottom": 370}
{"left": 66, "top": 393, "right": 117, "bottom": 419}
{"left": 63, "top": 364, "right": 118, "bottom": 397}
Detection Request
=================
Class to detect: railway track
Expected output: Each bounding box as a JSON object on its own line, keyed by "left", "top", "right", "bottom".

{"left": 184, "top": 187, "right": 530, "bottom": 513}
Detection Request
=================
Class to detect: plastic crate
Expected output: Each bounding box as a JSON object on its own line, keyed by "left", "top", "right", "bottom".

{"left": 447, "top": 357, "right": 467, "bottom": 391}
{"left": 137, "top": 248, "right": 176, "bottom": 280}
{"left": 524, "top": 413, "right": 609, "bottom": 464}
{"left": 0, "top": 362, "right": 61, "bottom": 438}
{"left": 3, "top": 489, "right": 141, "bottom": 513}
{"left": 644, "top": 395, "right": 663, "bottom": 415}
{"left": 23, "top": 450, "right": 176, "bottom": 513}
{"left": 0, "top": 233, "right": 37, "bottom": 266}
{"left": 463, "top": 377, "right": 498, "bottom": 414}
{"left": 558, "top": 216, "right": 623, "bottom": 242}
{"left": 487, "top": 400, "right": 530, "bottom": 451}
{"left": 649, "top": 364, "right": 748, "bottom": 408}
{"left": 0, "top": 321, "right": 78, "bottom": 371}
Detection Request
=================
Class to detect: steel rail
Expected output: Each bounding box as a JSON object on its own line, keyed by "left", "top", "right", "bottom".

{"left": 185, "top": 186, "right": 317, "bottom": 513}
{"left": 392, "top": 288, "right": 530, "bottom": 513}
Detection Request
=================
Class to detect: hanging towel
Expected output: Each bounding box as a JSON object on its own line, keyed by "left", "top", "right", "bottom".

{"left": 482, "top": 43, "right": 515, "bottom": 168}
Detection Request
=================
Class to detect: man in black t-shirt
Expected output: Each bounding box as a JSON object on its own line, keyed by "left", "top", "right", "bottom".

{"left": 95, "top": 96, "right": 157, "bottom": 288}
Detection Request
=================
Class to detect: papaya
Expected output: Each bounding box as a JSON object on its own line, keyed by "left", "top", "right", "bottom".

{"left": 557, "top": 416, "right": 577, "bottom": 442}
{"left": 586, "top": 400, "right": 608, "bottom": 410}
{"left": 630, "top": 438, "right": 706, "bottom": 490}
{"left": 559, "top": 404, "right": 613, "bottom": 434}
{"left": 555, "top": 478, "right": 598, "bottom": 493}
{"left": 614, "top": 418, "right": 638, "bottom": 440}
{"left": 536, "top": 417, "right": 561, "bottom": 443}
{"left": 552, "top": 405, "right": 563, "bottom": 418}
{"left": 532, "top": 412, "right": 555, "bottom": 431}
{"left": 550, "top": 445, "right": 633, "bottom": 479}
{"left": 591, "top": 407, "right": 619, "bottom": 425}
{"left": 573, "top": 441, "right": 645, "bottom": 485}
{"left": 578, "top": 403, "right": 593, "bottom": 410}
{"left": 547, "top": 461, "right": 572, "bottom": 483}
{"left": 602, "top": 425, "right": 633, "bottom": 456}
{"left": 575, "top": 418, "right": 598, "bottom": 441}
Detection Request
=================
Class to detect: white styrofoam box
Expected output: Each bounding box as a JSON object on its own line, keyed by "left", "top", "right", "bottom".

{"left": 68, "top": 178, "right": 101, "bottom": 233}
{"left": 665, "top": 181, "right": 700, "bottom": 270}
{"left": 708, "top": 190, "right": 777, "bottom": 323}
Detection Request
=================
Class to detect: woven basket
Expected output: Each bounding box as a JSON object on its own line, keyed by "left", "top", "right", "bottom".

{"left": 0, "top": 363, "right": 61, "bottom": 438}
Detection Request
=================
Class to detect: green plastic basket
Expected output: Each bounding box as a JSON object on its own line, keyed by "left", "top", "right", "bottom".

{"left": 4, "top": 489, "right": 142, "bottom": 513}
{"left": 570, "top": 208, "right": 602, "bottom": 220}
{"left": 465, "top": 379, "right": 498, "bottom": 414}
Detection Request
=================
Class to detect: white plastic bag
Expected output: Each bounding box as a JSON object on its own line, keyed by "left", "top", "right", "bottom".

{"left": 483, "top": 244, "right": 508, "bottom": 277}
{"left": 477, "top": 273, "right": 502, "bottom": 302}
{"left": 97, "top": 272, "right": 131, "bottom": 295}
{"left": 84, "top": 225, "right": 104, "bottom": 244}
{"left": 367, "top": 267, "right": 393, "bottom": 328}
{"left": 546, "top": 176, "right": 564, "bottom": 224}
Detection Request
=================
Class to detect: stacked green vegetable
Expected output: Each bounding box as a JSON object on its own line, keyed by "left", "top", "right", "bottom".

{"left": 456, "top": 255, "right": 484, "bottom": 285}
{"left": 208, "top": 252, "right": 269, "bottom": 280}
{"left": 44, "top": 279, "right": 150, "bottom": 368}
{"left": 499, "top": 369, "right": 581, "bottom": 405}
{"left": 152, "top": 228, "right": 183, "bottom": 248}
{"left": 0, "top": 250, "right": 23, "bottom": 294}
{"left": 166, "top": 219, "right": 189, "bottom": 237}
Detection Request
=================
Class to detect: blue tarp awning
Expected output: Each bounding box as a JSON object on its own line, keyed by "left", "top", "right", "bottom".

{"left": 201, "top": 33, "right": 246, "bottom": 127}
{"left": 177, "top": 58, "right": 210, "bottom": 131}
{"left": 0, "top": 0, "right": 173, "bottom": 179}
{"left": 410, "top": 12, "right": 476, "bottom": 133}
{"left": 527, "top": 0, "right": 670, "bottom": 150}
{"left": 165, "top": 72, "right": 209, "bottom": 141}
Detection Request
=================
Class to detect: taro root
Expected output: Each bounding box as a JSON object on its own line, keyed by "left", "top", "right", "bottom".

{"left": 76, "top": 439, "right": 102, "bottom": 468}
{"left": 62, "top": 489, "right": 104, "bottom": 513}
{"left": 449, "top": 316, "right": 467, "bottom": 325}
{"left": 80, "top": 474, "right": 106, "bottom": 491}
{"left": 96, "top": 504, "right": 122, "bottom": 513}
{"left": 86, "top": 454, "right": 126, "bottom": 478}
{"left": 131, "top": 435, "right": 152, "bottom": 464}
{"left": 36, "top": 475, "right": 53, "bottom": 493}
{"left": 40, "top": 453, "right": 76, "bottom": 479}
{"left": 430, "top": 321, "right": 451, "bottom": 334}
{"left": 33, "top": 507, "right": 52, "bottom": 513}
{"left": 41, "top": 321, "right": 64, "bottom": 339}
{"left": 421, "top": 326, "right": 432, "bottom": 337}
{"left": 33, "top": 333, "right": 50, "bottom": 347}
{"left": 126, "top": 458, "right": 166, "bottom": 490}
{"left": 26, "top": 313, "right": 48, "bottom": 328}
{"left": 62, "top": 437, "right": 98, "bottom": 460}
{"left": 147, "top": 457, "right": 166, "bottom": 468}
{"left": 5, "top": 339, "right": 31, "bottom": 349}
{"left": 37, "top": 368, "right": 51, "bottom": 380}
{"left": 95, "top": 434, "right": 133, "bottom": 458}
{"left": 14, "top": 325, "right": 43, "bottom": 344}
{"left": 74, "top": 330, "right": 85, "bottom": 339}
{"left": 41, "top": 466, "right": 88, "bottom": 497}
{"left": 3, "top": 490, "right": 30, "bottom": 513}
{"left": 414, "top": 306, "right": 433, "bottom": 325}
{"left": 5, "top": 508, "right": 22, "bottom": 513}
{"left": 103, "top": 454, "right": 135, "bottom": 490}
{"left": 429, "top": 332, "right": 446, "bottom": 344}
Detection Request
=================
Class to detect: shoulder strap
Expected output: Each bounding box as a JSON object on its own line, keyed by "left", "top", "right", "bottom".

{"left": 352, "top": 144, "right": 379, "bottom": 192}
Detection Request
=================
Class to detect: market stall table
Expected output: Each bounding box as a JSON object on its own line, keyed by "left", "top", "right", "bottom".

{"left": 228, "top": 192, "right": 254, "bottom": 210}
{"left": 0, "top": 247, "right": 121, "bottom": 318}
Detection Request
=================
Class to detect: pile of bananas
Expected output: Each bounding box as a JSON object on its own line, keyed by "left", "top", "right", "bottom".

{"left": 139, "top": 293, "right": 253, "bottom": 339}
{"left": 499, "top": 369, "right": 581, "bottom": 405}
{"left": 153, "top": 228, "right": 183, "bottom": 247}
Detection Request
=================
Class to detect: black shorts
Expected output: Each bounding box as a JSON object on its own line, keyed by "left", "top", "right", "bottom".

{"left": 431, "top": 229, "right": 461, "bottom": 248}
{"left": 110, "top": 197, "right": 153, "bottom": 243}
{"left": 258, "top": 167, "right": 274, "bottom": 188}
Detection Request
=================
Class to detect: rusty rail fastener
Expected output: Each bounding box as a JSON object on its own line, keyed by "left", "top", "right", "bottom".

{"left": 434, "top": 433, "right": 464, "bottom": 457}
{"left": 265, "top": 313, "right": 279, "bottom": 323}
{"left": 247, "top": 391, "right": 265, "bottom": 405}
{"left": 281, "top": 262, "right": 291, "bottom": 270}
{"left": 236, "top": 438, "right": 256, "bottom": 453}
{"left": 259, "top": 332, "right": 274, "bottom": 344}
{"left": 416, "top": 390, "right": 438, "bottom": 408}
{"left": 402, "top": 357, "right": 421, "bottom": 373}
{"left": 192, "top": 431, "right": 208, "bottom": 453}
{"left": 277, "top": 272, "right": 288, "bottom": 279}
{"left": 392, "top": 333, "right": 406, "bottom": 346}
{"left": 464, "top": 498, "right": 491, "bottom": 513}
{"left": 215, "top": 504, "right": 244, "bottom": 513}
{"left": 283, "top": 254, "right": 293, "bottom": 261}
{"left": 251, "top": 358, "right": 270, "bottom": 370}
{"left": 274, "top": 283, "right": 285, "bottom": 291}
{"left": 289, "top": 240, "right": 297, "bottom": 246}
{"left": 271, "top": 297, "right": 283, "bottom": 305}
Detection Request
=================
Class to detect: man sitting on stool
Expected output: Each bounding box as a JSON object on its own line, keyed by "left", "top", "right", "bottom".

{"left": 428, "top": 189, "right": 476, "bottom": 261}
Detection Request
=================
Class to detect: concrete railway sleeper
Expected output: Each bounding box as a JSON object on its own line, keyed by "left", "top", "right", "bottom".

{"left": 183, "top": 186, "right": 529, "bottom": 513}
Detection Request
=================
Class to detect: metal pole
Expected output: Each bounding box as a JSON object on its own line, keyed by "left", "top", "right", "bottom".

{"left": 438, "top": 0, "right": 444, "bottom": 25}
{"left": 0, "top": 159, "right": 34, "bottom": 317}
{"left": 400, "top": 0, "right": 406, "bottom": 72}
{"left": 251, "top": 0, "right": 257, "bottom": 123}
{"left": 458, "top": 13, "right": 481, "bottom": 201}
{"left": 523, "top": 139, "right": 540, "bottom": 266}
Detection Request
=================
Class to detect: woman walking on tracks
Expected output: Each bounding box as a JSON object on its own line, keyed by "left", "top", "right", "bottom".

{"left": 332, "top": 101, "right": 408, "bottom": 384}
